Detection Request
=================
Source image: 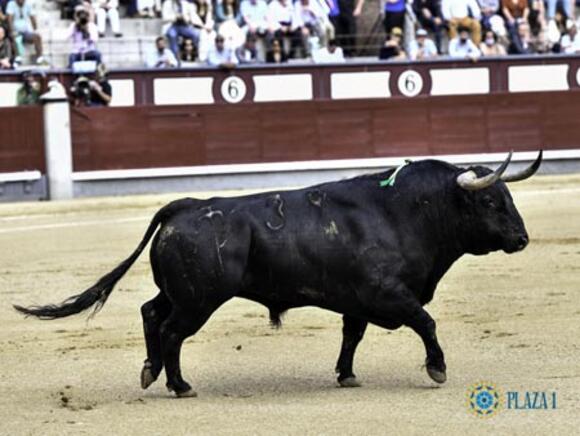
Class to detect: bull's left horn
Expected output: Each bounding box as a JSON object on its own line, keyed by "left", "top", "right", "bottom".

{"left": 457, "top": 151, "right": 513, "bottom": 191}
{"left": 501, "top": 150, "right": 543, "bottom": 183}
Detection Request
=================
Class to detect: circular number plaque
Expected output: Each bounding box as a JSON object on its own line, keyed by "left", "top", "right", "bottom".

{"left": 221, "top": 76, "right": 247, "bottom": 103}
{"left": 397, "top": 70, "right": 423, "bottom": 97}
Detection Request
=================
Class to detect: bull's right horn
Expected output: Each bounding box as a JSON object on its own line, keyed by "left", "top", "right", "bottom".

{"left": 456, "top": 151, "right": 513, "bottom": 191}
{"left": 501, "top": 150, "right": 543, "bottom": 183}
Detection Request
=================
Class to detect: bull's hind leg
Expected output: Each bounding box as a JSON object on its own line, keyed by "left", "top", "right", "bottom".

{"left": 335, "top": 315, "right": 367, "bottom": 387}
{"left": 160, "top": 302, "right": 224, "bottom": 397}
{"left": 140, "top": 293, "right": 171, "bottom": 389}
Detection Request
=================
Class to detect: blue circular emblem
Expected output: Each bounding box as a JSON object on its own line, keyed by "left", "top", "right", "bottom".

{"left": 467, "top": 382, "right": 503, "bottom": 418}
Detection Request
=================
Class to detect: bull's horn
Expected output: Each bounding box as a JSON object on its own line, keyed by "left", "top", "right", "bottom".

{"left": 456, "top": 151, "right": 513, "bottom": 191}
{"left": 501, "top": 150, "right": 543, "bottom": 183}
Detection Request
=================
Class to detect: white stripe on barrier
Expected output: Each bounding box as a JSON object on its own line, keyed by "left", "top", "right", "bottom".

{"left": 508, "top": 64, "right": 569, "bottom": 93}
{"left": 331, "top": 71, "right": 391, "bottom": 99}
{"left": 253, "top": 74, "right": 313, "bottom": 102}
{"left": 430, "top": 68, "right": 490, "bottom": 96}
{"left": 0, "top": 171, "right": 42, "bottom": 183}
{"left": 71, "top": 149, "right": 580, "bottom": 182}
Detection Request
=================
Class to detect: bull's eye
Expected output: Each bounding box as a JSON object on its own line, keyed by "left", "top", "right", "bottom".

{"left": 482, "top": 195, "right": 496, "bottom": 209}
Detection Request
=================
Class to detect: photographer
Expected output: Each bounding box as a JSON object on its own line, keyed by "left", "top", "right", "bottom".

{"left": 16, "top": 70, "right": 43, "bottom": 106}
{"left": 162, "top": 0, "right": 201, "bottom": 58}
{"left": 70, "top": 63, "right": 112, "bottom": 107}
{"left": 68, "top": 4, "right": 101, "bottom": 67}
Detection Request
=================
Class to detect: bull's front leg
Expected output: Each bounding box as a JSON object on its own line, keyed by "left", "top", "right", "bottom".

{"left": 335, "top": 315, "right": 367, "bottom": 387}
{"left": 405, "top": 308, "right": 446, "bottom": 383}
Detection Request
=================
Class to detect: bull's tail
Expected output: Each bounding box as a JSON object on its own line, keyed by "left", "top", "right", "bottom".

{"left": 13, "top": 199, "right": 193, "bottom": 320}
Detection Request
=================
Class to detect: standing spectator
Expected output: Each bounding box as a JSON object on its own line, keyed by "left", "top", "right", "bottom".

{"left": 163, "top": 0, "right": 200, "bottom": 58}
{"left": 265, "top": 37, "right": 288, "bottom": 62}
{"left": 146, "top": 35, "right": 178, "bottom": 67}
{"left": 206, "top": 34, "right": 238, "bottom": 67}
{"left": 93, "top": 0, "right": 122, "bottom": 37}
{"left": 412, "top": 0, "right": 444, "bottom": 52}
{"left": 448, "top": 25, "right": 480, "bottom": 58}
{"left": 559, "top": 20, "right": 580, "bottom": 53}
{"left": 235, "top": 33, "right": 260, "bottom": 63}
{"left": 16, "top": 70, "right": 42, "bottom": 105}
{"left": 441, "top": 0, "right": 482, "bottom": 45}
{"left": 6, "top": 0, "right": 45, "bottom": 64}
{"left": 409, "top": 28, "right": 437, "bottom": 59}
{"left": 192, "top": 0, "right": 215, "bottom": 61}
{"left": 528, "top": 0, "right": 546, "bottom": 37}
{"left": 68, "top": 5, "right": 101, "bottom": 67}
{"left": 241, "top": 0, "right": 268, "bottom": 37}
{"left": 479, "top": 28, "right": 507, "bottom": 54}
{"left": 0, "top": 26, "right": 13, "bottom": 68}
{"left": 378, "top": 26, "right": 406, "bottom": 59}
{"left": 312, "top": 37, "right": 345, "bottom": 62}
{"left": 331, "top": 0, "right": 365, "bottom": 56}
{"left": 382, "top": 0, "right": 406, "bottom": 36}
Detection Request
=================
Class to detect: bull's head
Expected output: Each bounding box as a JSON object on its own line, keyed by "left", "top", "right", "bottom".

{"left": 455, "top": 151, "right": 542, "bottom": 255}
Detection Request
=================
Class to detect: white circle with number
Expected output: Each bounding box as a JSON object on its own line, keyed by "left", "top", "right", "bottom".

{"left": 221, "top": 76, "right": 247, "bottom": 103}
{"left": 576, "top": 67, "right": 580, "bottom": 86}
{"left": 397, "top": 70, "right": 423, "bottom": 97}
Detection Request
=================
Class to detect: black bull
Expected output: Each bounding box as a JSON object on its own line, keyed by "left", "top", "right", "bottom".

{"left": 15, "top": 151, "right": 542, "bottom": 397}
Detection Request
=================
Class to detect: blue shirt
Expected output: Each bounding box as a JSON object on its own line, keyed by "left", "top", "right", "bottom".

{"left": 385, "top": 0, "right": 406, "bottom": 13}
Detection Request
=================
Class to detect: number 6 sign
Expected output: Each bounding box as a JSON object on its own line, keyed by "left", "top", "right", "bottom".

{"left": 397, "top": 70, "right": 423, "bottom": 97}
{"left": 221, "top": 76, "right": 247, "bottom": 103}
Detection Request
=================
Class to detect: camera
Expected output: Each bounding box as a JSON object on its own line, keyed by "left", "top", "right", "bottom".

{"left": 70, "top": 76, "right": 92, "bottom": 106}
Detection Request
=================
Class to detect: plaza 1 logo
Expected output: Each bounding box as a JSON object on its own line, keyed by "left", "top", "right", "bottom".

{"left": 466, "top": 381, "right": 558, "bottom": 418}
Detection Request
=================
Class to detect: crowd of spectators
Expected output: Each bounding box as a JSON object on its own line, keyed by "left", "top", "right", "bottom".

{"left": 0, "top": 0, "right": 579, "bottom": 71}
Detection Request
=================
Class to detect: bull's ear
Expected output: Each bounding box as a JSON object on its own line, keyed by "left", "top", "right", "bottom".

{"left": 456, "top": 151, "right": 513, "bottom": 191}
{"left": 501, "top": 150, "right": 543, "bottom": 183}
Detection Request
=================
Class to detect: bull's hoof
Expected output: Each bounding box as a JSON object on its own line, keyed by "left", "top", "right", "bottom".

{"left": 175, "top": 388, "right": 198, "bottom": 398}
{"left": 338, "top": 376, "right": 361, "bottom": 388}
{"left": 140, "top": 361, "right": 158, "bottom": 390}
{"left": 426, "top": 366, "right": 447, "bottom": 384}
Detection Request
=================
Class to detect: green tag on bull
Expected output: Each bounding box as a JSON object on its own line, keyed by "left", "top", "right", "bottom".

{"left": 379, "top": 160, "right": 411, "bottom": 187}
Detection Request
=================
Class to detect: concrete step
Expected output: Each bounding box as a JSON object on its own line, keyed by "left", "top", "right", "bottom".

{"left": 37, "top": 18, "right": 163, "bottom": 40}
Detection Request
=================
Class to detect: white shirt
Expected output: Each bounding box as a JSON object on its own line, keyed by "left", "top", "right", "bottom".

{"left": 448, "top": 37, "right": 480, "bottom": 57}
{"left": 312, "top": 46, "right": 345, "bottom": 63}
{"left": 409, "top": 38, "right": 438, "bottom": 60}
{"left": 146, "top": 47, "right": 178, "bottom": 67}
{"left": 561, "top": 33, "right": 580, "bottom": 54}
{"left": 441, "top": 0, "right": 481, "bottom": 20}
{"left": 267, "top": 0, "right": 294, "bottom": 31}
{"left": 206, "top": 46, "right": 238, "bottom": 66}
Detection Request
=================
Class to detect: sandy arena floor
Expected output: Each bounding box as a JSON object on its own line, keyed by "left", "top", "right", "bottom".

{"left": 0, "top": 174, "right": 579, "bottom": 435}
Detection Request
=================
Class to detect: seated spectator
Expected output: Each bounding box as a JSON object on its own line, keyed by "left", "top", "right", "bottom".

{"left": 442, "top": 0, "right": 482, "bottom": 45}
{"left": 0, "top": 25, "right": 12, "bottom": 68}
{"left": 312, "top": 38, "right": 345, "bottom": 62}
{"left": 16, "top": 70, "right": 42, "bottom": 105}
{"left": 293, "top": 0, "right": 330, "bottom": 54}
{"left": 378, "top": 27, "right": 406, "bottom": 60}
{"left": 0, "top": 0, "right": 10, "bottom": 30}
{"left": 68, "top": 5, "right": 101, "bottom": 67}
{"left": 508, "top": 20, "right": 535, "bottom": 53}
{"left": 241, "top": 0, "right": 269, "bottom": 37}
{"left": 191, "top": 0, "right": 215, "bottom": 61}
{"left": 412, "top": 0, "right": 444, "bottom": 53}
{"left": 267, "top": 0, "right": 299, "bottom": 57}
{"left": 93, "top": 0, "right": 122, "bottom": 37}
{"left": 6, "top": 0, "right": 46, "bottom": 65}
{"left": 560, "top": 20, "right": 580, "bottom": 53}
{"left": 479, "top": 0, "right": 506, "bottom": 39}
{"left": 235, "top": 33, "right": 260, "bottom": 63}
{"left": 448, "top": 25, "right": 480, "bottom": 58}
{"left": 265, "top": 37, "right": 287, "bottom": 62}
{"left": 215, "top": 0, "right": 245, "bottom": 48}
{"left": 206, "top": 34, "right": 238, "bottom": 68}
{"left": 136, "top": 0, "right": 160, "bottom": 17}
{"left": 180, "top": 37, "right": 197, "bottom": 65}
{"left": 382, "top": 0, "right": 406, "bottom": 36}
{"left": 162, "top": 0, "right": 201, "bottom": 59}
{"left": 409, "top": 28, "right": 437, "bottom": 60}
{"left": 501, "top": 0, "right": 528, "bottom": 41}
{"left": 479, "top": 29, "right": 507, "bottom": 55}
{"left": 146, "top": 35, "right": 178, "bottom": 67}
